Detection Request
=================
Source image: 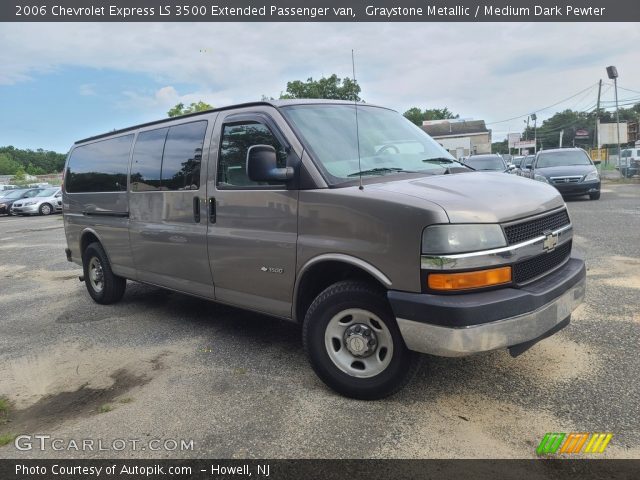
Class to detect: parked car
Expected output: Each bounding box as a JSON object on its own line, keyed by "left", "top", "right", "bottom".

{"left": 618, "top": 147, "right": 640, "bottom": 178}
{"left": 0, "top": 184, "right": 20, "bottom": 191}
{"left": 10, "top": 187, "right": 62, "bottom": 216}
{"left": 63, "top": 99, "right": 585, "bottom": 399}
{"left": 526, "top": 148, "right": 600, "bottom": 200}
{"left": 0, "top": 188, "right": 43, "bottom": 215}
{"left": 462, "top": 154, "right": 511, "bottom": 172}
{"left": 516, "top": 155, "right": 535, "bottom": 176}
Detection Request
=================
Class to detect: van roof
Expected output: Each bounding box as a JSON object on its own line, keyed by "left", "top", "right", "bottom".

{"left": 74, "top": 99, "right": 379, "bottom": 145}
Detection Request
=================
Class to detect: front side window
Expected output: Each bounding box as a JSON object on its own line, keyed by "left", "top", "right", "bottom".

{"left": 36, "top": 188, "right": 57, "bottom": 197}
{"left": 66, "top": 134, "right": 133, "bottom": 193}
{"left": 217, "top": 122, "right": 286, "bottom": 188}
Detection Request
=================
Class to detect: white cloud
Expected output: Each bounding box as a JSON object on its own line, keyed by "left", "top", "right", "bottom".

{"left": 2, "top": 22, "right": 639, "bottom": 140}
{"left": 79, "top": 83, "right": 96, "bottom": 96}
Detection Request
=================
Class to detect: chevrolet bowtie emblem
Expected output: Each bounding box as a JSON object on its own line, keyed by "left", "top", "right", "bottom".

{"left": 543, "top": 231, "right": 559, "bottom": 252}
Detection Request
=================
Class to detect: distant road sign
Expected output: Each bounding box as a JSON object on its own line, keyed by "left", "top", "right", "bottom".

{"left": 514, "top": 140, "right": 536, "bottom": 148}
{"left": 575, "top": 129, "right": 590, "bottom": 139}
{"left": 508, "top": 133, "right": 521, "bottom": 148}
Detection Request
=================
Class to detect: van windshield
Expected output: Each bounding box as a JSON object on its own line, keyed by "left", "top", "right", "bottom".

{"left": 281, "top": 104, "right": 464, "bottom": 185}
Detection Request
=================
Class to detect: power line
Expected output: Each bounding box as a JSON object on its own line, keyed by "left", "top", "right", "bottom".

{"left": 486, "top": 82, "right": 599, "bottom": 125}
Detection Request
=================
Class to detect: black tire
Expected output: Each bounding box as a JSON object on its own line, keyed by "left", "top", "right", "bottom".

{"left": 82, "top": 242, "right": 126, "bottom": 304}
{"left": 589, "top": 192, "right": 601, "bottom": 200}
{"left": 39, "top": 203, "right": 53, "bottom": 215}
{"left": 302, "top": 280, "right": 419, "bottom": 400}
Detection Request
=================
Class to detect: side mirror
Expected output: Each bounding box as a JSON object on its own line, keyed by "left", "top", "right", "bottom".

{"left": 247, "top": 145, "right": 294, "bottom": 182}
{"left": 593, "top": 160, "right": 602, "bottom": 165}
{"left": 526, "top": 164, "right": 533, "bottom": 169}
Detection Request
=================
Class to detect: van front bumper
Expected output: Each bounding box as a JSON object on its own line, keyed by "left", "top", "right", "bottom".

{"left": 388, "top": 257, "right": 586, "bottom": 357}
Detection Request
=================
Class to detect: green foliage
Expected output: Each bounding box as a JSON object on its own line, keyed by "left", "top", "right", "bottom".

{"left": 491, "top": 139, "right": 509, "bottom": 154}
{"left": 167, "top": 101, "right": 214, "bottom": 117}
{"left": 12, "top": 166, "right": 27, "bottom": 183}
{"left": 0, "top": 153, "right": 21, "bottom": 175}
{"left": 0, "top": 146, "right": 65, "bottom": 175}
{"left": 403, "top": 107, "right": 459, "bottom": 126}
{"left": 279, "top": 74, "right": 361, "bottom": 101}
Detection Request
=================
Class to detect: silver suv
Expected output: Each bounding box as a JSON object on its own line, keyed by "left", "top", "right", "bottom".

{"left": 62, "top": 100, "right": 585, "bottom": 399}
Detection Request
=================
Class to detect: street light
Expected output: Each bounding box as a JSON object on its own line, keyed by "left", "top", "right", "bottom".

{"left": 606, "top": 66, "right": 621, "bottom": 172}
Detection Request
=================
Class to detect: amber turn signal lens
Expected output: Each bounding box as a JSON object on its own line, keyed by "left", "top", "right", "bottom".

{"left": 428, "top": 266, "right": 512, "bottom": 291}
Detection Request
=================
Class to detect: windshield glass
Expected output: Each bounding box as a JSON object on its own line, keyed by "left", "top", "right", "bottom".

{"left": 3, "top": 189, "right": 27, "bottom": 199}
{"left": 36, "top": 188, "right": 57, "bottom": 197}
{"left": 536, "top": 150, "right": 591, "bottom": 168}
{"left": 464, "top": 156, "right": 505, "bottom": 171}
{"left": 281, "top": 104, "right": 463, "bottom": 184}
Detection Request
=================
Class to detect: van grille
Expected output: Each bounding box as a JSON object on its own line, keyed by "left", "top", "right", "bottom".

{"left": 503, "top": 209, "right": 570, "bottom": 245}
{"left": 512, "top": 240, "right": 572, "bottom": 284}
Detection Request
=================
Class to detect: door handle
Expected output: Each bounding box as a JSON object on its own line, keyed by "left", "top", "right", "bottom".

{"left": 208, "top": 197, "right": 216, "bottom": 224}
{"left": 193, "top": 196, "right": 201, "bottom": 223}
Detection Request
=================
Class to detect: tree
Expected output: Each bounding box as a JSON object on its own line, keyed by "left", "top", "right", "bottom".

{"left": 167, "top": 101, "right": 213, "bottom": 117}
{"left": 12, "top": 166, "right": 27, "bottom": 183}
{"left": 403, "top": 107, "right": 459, "bottom": 126}
{"left": 279, "top": 74, "right": 361, "bottom": 101}
{"left": 491, "top": 139, "right": 509, "bottom": 154}
{"left": 0, "top": 153, "right": 20, "bottom": 175}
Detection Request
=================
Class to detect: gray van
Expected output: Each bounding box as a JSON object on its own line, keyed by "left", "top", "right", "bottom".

{"left": 63, "top": 100, "right": 585, "bottom": 399}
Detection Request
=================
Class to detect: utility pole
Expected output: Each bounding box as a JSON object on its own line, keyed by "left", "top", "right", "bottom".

{"left": 606, "top": 66, "right": 621, "bottom": 174}
{"left": 595, "top": 79, "right": 602, "bottom": 151}
{"left": 531, "top": 113, "right": 538, "bottom": 153}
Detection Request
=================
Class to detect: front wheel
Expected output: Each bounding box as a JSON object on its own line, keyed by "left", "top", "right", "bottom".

{"left": 589, "top": 192, "right": 601, "bottom": 200}
{"left": 39, "top": 203, "right": 52, "bottom": 215}
{"left": 82, "top": 242, "right": 126, "bottom": 304}
{"left": 303, "top": 281, "right": 419, "bottom": 400}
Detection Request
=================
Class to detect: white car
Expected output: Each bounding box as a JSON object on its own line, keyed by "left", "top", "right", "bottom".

{"left": 10, "top": 187, "right": 62, "bottom": 216}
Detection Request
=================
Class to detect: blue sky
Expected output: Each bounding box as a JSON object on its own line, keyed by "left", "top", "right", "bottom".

{"left": 2, "top": 22, "right": 639, "bottom": 153}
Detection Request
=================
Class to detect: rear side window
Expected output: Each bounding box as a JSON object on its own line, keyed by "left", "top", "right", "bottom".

{"left": 65, "top": 135, "right": 133, "bottom": 193}
{"left": 131, "top": 121, "right": 207, "bottom": 192}
{"left": 161, "top": 121, "right": 207, "bottom": 190}
{"left": 131, "top": 128, "right": 168, "bottom": 191}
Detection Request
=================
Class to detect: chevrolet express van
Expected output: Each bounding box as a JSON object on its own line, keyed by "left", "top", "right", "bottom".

{"left": 63, "top": 100, "right": 585, "bottom": 399}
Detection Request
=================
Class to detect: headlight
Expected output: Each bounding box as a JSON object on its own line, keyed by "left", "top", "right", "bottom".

{"left": 0, "top": 203, "right": 5, "bottom": 208}
{"left": 24, "top": 201, "right": 37, "bottom": 206}
{"left": 534, "top": 174, "right": 549, "bottom": 184}
{"left": 583, "top": 170, "right": 599, "bottom": 182}
{"left": 422, "top": 224, "right": 507, "bottom": 254}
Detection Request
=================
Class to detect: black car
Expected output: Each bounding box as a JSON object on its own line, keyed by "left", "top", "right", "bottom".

{"left": 0, "top": 188, "right": 43, "bottom": 215}
{"left": 463, "top": 154, "right": 511, "bottom": 172}
{"left": 527, "top": 148, "right": 600, "bottom": 200}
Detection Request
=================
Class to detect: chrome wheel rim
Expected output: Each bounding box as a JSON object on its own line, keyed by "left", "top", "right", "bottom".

{"left": 88, "top": 257, "right": 104, "bottom": 293}
{"left": 41, "top": 204, "right": 51, "bottom": 215}
{"left": 324, "top": 308, "right": 394, "bottom": 378}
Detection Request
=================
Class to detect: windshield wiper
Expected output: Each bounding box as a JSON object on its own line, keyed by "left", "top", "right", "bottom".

{"left": 422, "top": 157, "right": 476, "bottom": 171}
{"left": 347, "top": 167, "right": 416, "bottom": 177}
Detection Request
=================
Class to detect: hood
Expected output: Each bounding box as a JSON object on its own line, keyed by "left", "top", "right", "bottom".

{"left": 368, "top": 172, "right": 564, "bottom": 223}
{"left": 534, "top": 165, "right": 595, "bottom": 177}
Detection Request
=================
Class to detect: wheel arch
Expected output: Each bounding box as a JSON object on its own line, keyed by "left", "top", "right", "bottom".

{"left": 293, "top": 254, "right": 392, "bottom": 323}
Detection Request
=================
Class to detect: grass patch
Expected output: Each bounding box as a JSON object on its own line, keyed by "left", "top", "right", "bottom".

{"left": 0, "top": 397, "right": 10, "bottom": 425}
{"left": 97, "top": 404, "right": 113, "bottom": 414}
{"left": 118, "top": 397, "right": 133, "bottom": 404}
{"left": 233, "top": 368, "right": 247, "bottom": 375}
{"left": 0, "top": 434, "right": 16, "bottom": 447}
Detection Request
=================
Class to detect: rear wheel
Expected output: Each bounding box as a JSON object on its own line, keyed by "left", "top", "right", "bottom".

{"left": 39, "top": 203, "right": 52, "bottom": 215}
{"left": 303, "top": 280, "right": 419, "bottom": 399}
{"left": 82, "top": 242, "right": 126, "bottom": 304}
{"left": 589, "top": 192, "right": 601, "bottom": 200}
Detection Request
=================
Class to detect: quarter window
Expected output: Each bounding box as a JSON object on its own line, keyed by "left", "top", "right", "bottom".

{"left": 217, "top": 122, "right": 286, "bottom": 187}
